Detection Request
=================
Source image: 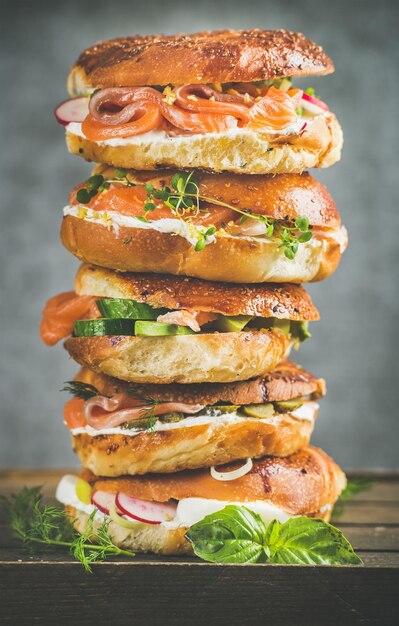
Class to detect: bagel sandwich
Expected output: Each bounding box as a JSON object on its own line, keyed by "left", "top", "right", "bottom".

{"left": 57, "top": 30, "right": 343, "bottom": 174}
{"left": 40, "top": 263, "right": 319, "bottom": 383}
{"left": 56, "top": 446, "right": 346, "bottom": 555}
{"left": 62, "top": 167, "right": 348, "bottom": 284}
{"left": 65, "top": 361, "right": 325, "bottom": 475}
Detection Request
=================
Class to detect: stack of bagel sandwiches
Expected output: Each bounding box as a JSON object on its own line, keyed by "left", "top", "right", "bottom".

{"left": 41, "top": 30, "right": 348, "bottom": 555}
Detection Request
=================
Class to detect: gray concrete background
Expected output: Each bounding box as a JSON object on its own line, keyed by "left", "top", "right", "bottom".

{"left": 1, "top": 0, "right": 398, "bottom": 469}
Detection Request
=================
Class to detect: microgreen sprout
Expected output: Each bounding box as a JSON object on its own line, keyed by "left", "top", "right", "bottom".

{"left": 74, "top": 169, "right": 312, "bottom": 257}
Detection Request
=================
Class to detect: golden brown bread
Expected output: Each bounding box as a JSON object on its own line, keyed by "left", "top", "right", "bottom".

{"left": 75, "top": 360, "right": 326, "bottom": 405}
{"left": 64, "top": 329, "right": 292, "bottom": 384}
{"left": 72, "top": 413, "right": 316, "bottom": 476}
{"left": 82, "top": 445, "right": 345, "bottom": 513}
{"left": 94, "top": 167, "right": 341, "bottom": 227}
{"left": 74, "top": 264, "right": 320, "bottom": 320}
{"left": 66, "top": 446, "right": 345, "bottom": 555}
{"left": 67, "top": 30, "right": 334, "bottom": 95}
{"left": 62, "top": 214, "right": 344, "bottom": 284}
{"left": 66, "top": 112, "right": 342, "bottom": 173}
{"left": 66, "top": 504, "right": 191, "bottom": 555}
{"left": 72, "top": 362, "right": 323, "bottom": 475}
{"left": 62, "top": 168, "right": 345, "bottom": 283}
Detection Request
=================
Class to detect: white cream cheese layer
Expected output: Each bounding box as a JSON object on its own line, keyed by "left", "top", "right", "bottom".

{"left": 64, "top": 204, "right": 343, "bottom": 255}
{"left": 70, "top": 402, "right": 318, "bottom": 438}
{"left": 67, "top": 118, "right": 311, "bottom": 147}
{"left": 63, "top": 204, "right": 215, "bottom": 247}
{"left": 56, "top": 474, "right": 294, "bottom": 529}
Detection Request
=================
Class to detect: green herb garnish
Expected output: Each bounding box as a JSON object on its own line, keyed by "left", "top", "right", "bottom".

{"left": 0, "top": 487, "right": 135, "bottom": 573}
{"left": 60, "top": 381, "right": 99, "bottom": 400}
{"left": 332, "top": 478, "right": 373, "bottom": 520}
{"left": 75, "top": 170, "right": 313, "bottom": 258}
{"left": 186, "top": 505, "right": 362, "bottom": 565}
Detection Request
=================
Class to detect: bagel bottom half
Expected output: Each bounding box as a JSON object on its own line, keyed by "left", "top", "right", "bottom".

{"left": 64, "top": 329, "right": 291, "bottom": 384}
{"left": 61, "top": 214, "right": 344, "bottom": 284}
{"left": 66, "top": 113, "right": 342, "bottom": 174}
{"left": 72, "top": 410, "right": 316, "bottom": 476}
{"left": 60, "top": 446, "right": 345, "bottom": 555}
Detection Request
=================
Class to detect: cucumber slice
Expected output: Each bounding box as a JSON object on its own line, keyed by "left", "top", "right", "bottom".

{"left": 214, "top": 315, "right": 253, "bottom": 332}
{"left": 274, "top": 398, "right": 304, "bottom": 413}
{"left": 73, "top": 319, "right": 135, "bottom": 337}
{"left": 272, "top": 319, "right": 291, "bottom": 334}
{"left": 96, "top": 298, "right": 166, "bottom": 320}
{"left": 134, "top": 321, "right": 196, "bottom": 336}
{"left": 242, "top": 403, "right": 275, "bottom": 419}
{"left": 290, "top": 321, "right": 311, "bottom": 342}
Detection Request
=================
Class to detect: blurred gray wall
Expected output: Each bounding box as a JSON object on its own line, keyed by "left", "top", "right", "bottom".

{"left": 1, "top": 0, "right": 398, "bottom": 469}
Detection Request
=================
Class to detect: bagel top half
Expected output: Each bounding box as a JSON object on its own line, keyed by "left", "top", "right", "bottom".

{"left": 68, "top": 30, "right": 334, "bottom": 94}
{"left": 62, "top": 168, "right": 347, "bottom": 284}
{"left": 57, "top": 264, "right": 319, "bottom": 384}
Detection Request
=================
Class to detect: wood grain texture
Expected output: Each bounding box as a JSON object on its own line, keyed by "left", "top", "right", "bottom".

{"left": 0, "top": 469, "right": 398, "bottom": 626}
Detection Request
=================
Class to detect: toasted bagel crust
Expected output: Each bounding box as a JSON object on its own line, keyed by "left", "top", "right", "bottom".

{"left": 84, "top": 446, "right": 345, "bottom": 512}
{"left": 95, "top": 167, "right": 341, "bottom": 227}
{"left": 74, "top": 264, "right": 320, "bottom": 320}
{"left": 62, "top": 215, "right": 343, "bottom": 283}
{"left": 67, "top": 446, "right": 344, "bottom": 554}
{"left": 72, "top": 411, "right": 316, "bottom": 476}
{"left": 67, "top": 30, "right": 334, "bottom": 95}
{"left": 66, "top": 113, "right": 342, "bottom": 173}
{"left": 75, "top": 360, "right": 326, "bottom": 405}
{"left": 64, "top": 329, "right": 292, "bottom": 384}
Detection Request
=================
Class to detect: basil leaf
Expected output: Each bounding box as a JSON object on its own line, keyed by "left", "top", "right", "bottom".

{"left": 185, "top": 505, "right": 268, "bottom": 563}
{"left": 185, "top": 506, "right": 362, "bottom": 566}
{"left": 264, "top": 517, "right": 363, "bottom": 565}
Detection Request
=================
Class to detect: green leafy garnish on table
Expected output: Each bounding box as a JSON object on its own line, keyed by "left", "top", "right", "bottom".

{"left": 0, "top": 486, "right": 135, "bottom": 573}
{"left": 185, "top": 505, "right": 362, "bottom": 565}
{"left": 332, "top": 477, "right": 374, "bottom": 520}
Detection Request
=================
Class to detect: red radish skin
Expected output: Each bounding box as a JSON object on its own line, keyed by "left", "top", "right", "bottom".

{"left": 301, "top": 93, "right": 329, "bottom": 112}
{"left": 115, "top": 492, "right": 177, "bottom": 525}
{"left": 91, "top": 490, "right": 116, "bottom": 515}
{"left": 55, "top": 97, "right": 89, "bottom": 126}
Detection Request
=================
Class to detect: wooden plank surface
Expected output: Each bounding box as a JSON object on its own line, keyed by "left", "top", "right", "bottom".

{"left": 0, "top": 469, "right": 398, "bottom": 626}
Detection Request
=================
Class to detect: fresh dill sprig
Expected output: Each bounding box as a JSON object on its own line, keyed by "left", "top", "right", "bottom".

{"left": 0, "top": 487, "right": 135, "bottom": 573}
{"left": 125, "top": 386, "right": 159, "bottom": 432}
{"left": 60, "top": 381, "right": 100, "bottom": 400}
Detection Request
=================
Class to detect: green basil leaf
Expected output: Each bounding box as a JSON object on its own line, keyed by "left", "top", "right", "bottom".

{"left": 298, "top": 231, "right": 313, "bottom": 243}
{"left": 295, "top": 215, "right": 310, "bottom": 231}
{"left": 185, "top": 505, "right": 268, "bottom": 563}
{"left": 264, "top": 517, "right": 363, "bottom": 565}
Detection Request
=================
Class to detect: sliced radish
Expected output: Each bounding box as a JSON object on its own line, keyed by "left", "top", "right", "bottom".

{"left": 54, "top": 97, "right": 89, "bottom": 126}
{"left": 91, "top": 490, "right": 116, "bottom": 515}
{"left": 301, "top": 93, "right": 329, "bottom": 115}
{"left": 115, "top": 492, "right": 177, "bottom": 525}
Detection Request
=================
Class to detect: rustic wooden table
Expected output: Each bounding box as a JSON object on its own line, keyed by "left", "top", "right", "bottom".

{"left": 0, "top": 469, "right": 398, "bottom": 626}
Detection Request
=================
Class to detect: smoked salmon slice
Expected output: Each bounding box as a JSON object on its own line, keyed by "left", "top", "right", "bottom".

{"left": 73, "top": 185, "right": 238, "bottom": 227}
{"left": 247, "top": 86, "right": 302, "bottom": 131}
{"left": 40, "top": 292, "right": 99, "bottom": 346}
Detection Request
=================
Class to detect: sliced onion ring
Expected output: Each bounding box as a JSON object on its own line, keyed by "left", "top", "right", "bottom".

{"left": 210, "top": 458, "right": 253, "bottom": 481}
